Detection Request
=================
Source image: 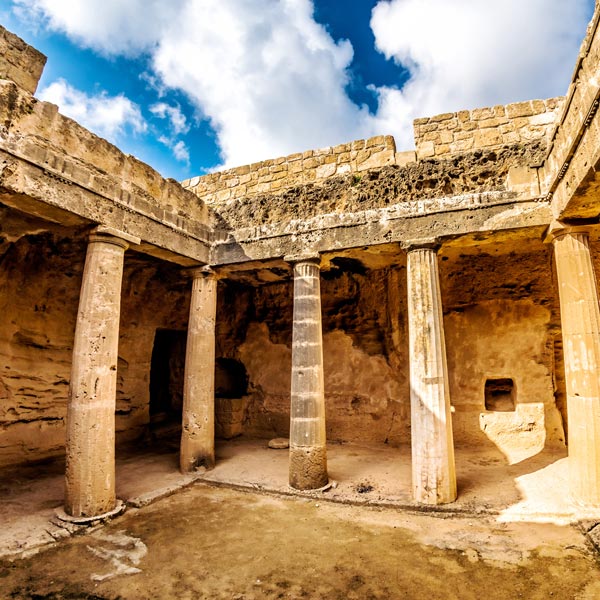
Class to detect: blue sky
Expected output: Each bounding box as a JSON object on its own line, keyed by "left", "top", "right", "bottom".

{"left": 0, "top": 1, "right": 594, "bottom": 181}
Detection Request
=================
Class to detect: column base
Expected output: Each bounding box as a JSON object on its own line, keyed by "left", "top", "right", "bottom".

{"left": 180, "top": 450, "right": 216, "bottom": 474}
{"left": 289, "top": 445, "right": 328, "bottom": 490}
{"left": 56, "top": 499, "right": 126, "bottom": 525}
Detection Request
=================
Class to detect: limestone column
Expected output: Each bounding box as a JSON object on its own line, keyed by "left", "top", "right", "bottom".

{"left": 406, "top": 243, "right": 457, "bottom": 504}
{"left": 65, "top": 227, "right": 137, "bottom": 518}
{"left": 549, "top": 223, "right": 600, "bottom": 506}
{"left": 287, "top": 255, "right": 328, "bottom": 490}
{"left": 180, "top": 267, "right": 217, "bottom": 472}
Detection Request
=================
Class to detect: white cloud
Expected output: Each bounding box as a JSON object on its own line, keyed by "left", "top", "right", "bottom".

{"left": 150, "top": 102, "right": 189, "bottom": 136}
{"left": 13, "top": 0, "right": 186, "bottom": 56}
{"left": 158, "top": 135, "right": 190, "bottom": 165}
{"left": 172, "top": 140, "right": 190, "bottom": 164}
{"left": 38, "top": 79, "right": 146, "bottom": 141}
{"left": 17, "top": 0, "right": 592, "bottom": 166}
{"left": 149, "top": 0, "right": 372, "bottom": 167}
{"left": 368, "top": 0, "right": 591, "bottom": 148}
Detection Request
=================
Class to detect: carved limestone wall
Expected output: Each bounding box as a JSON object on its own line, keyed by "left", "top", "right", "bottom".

{"left": 0, "top": 226, "right": 192, "bottom": 467}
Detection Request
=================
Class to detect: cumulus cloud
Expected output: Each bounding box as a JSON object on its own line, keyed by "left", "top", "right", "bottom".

{"left": 149, "top": 0, "right": 372, "bottom": 167}
{"left": 38, "top": 79, "right": 146, "bottom": 141}
{"left": 13, "top": 0, "right": 186, "bottom": 55}
{"left": 16, "top": 0, "right": 592, "bottom": 166}
{"left": 157, "top": 135, "right": 191, "bottom": 165}
{"left": 150, "top": 102, "right": 189, "bottom": 136}
{"left": 368, "top": 0, "right": 591, "bottom": 147}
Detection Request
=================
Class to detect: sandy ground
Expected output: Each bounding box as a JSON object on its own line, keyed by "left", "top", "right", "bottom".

{"left": 3, "top": 437, "right": 600, "bottom": 562}
{"left": 1, "top": 484, "right": 599, "bottom": 600}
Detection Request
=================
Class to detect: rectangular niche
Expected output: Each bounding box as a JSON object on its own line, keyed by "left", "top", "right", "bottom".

{"left": 484, "top": 378, "right": 515, "bottom": 412}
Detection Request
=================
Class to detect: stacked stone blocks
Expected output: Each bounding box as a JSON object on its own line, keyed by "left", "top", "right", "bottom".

{"left": 182, "top": 135, "right": 416, "bottom": 203}
{"left": 413, "top": 98, "right": 564, "bottom": 160}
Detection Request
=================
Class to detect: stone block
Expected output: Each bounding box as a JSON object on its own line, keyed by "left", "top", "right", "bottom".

{"left": 383, "top": 135, "right": 396, "bottom": 150}
{"left": 366, "top": 135, "right": 385, "bottom": 149}
{"left": 478, "top": 117, "right": 509, "bottom": 128}
{"left": 439, "top": 130, "right": 454, "bottom": 144}
{"left": 471, "top": 107, "right": 495, "bottom": 120}
{"left": 395, "top": 151, "right": 417, "bottom": 166}
{"left": 303, "top": 157, "right": 319, "bottom": 169}
{"left": 315, "top": 163, "right": 337, "bottom": 179}
{"left": 474, "top": 128, "right": 503, "bottom": 148}
{"left": 417, "top": 141, "right": 435, "bottom": 158}
{"left": 0, "top": 25, "right": 47, "bottom": 94}
{"left": 429, "top": 112, "right": 455, "bottom": 123}
{"left": 529, "top": 112, "right": 557, "bottom": 126}
{"left": 215, "top": 188, "right": 231, "bottom": 203}
{"left": 356, "top": 149, "right": 395, "bottom": 171}
{"left": 530, "top": 99, "right": 547, "bottom": 113}
{"left": 507, "top": 101, "right": 534, "bottom": 118}
{"left": 506, "top": 165, "right": 541, "bottom": 196}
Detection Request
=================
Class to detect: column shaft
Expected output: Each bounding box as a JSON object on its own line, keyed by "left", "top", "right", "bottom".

{"left": 289, "top": 259, "right": 328, "bottom": 490}
{"left": 407, "top": 247, "right": 457, "bottom": 504}
{"left": 65, "top": 233, "right": 128, "bottom": 517}
{"left": 180, "top": 269, "right": 217, "bottom": 472}
{"left": 553, "top": 231, "right": 600, "bottom": 505}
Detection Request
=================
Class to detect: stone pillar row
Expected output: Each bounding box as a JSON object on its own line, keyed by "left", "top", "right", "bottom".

{"left": 65, "top": 235, "right": 461, "bottom": 516}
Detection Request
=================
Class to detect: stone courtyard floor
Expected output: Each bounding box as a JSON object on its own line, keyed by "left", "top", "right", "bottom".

{"left": 1, "top": 483, "right": 600, "bottom": 599}
{"left": 2, "top": 438, "right": 600, "bottom": 598}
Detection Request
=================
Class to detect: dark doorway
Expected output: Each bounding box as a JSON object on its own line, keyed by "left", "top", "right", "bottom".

{"left": 149, "top": 329, "right": 187, "bottom": 426}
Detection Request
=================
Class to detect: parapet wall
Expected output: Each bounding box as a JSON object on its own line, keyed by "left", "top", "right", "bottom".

{"left": 414, "top": 98, "right": 564, "bottom": 160}
{"left": 0, "top": 24, "right": 46, "bottom": 95}
{"left": 185, "top": 98, "right": 563, "bottom": 205}
{"left": 182, "top": 136, "right": 418, "bottom": 203}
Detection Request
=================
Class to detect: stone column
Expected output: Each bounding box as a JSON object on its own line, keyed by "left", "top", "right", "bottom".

{"left": 549, "top": 223, "right": 600, "bottom": 506}
{"left": 180, "top": 267, "right": 217, "bottom": 473}
{"left": 65, "top": 227, "right": 137, "bottom": 518}
{"left": 287, "top": 255, "right": 328, "bottom": 490}
{"left": 406, "top": 243, "right": 457, "bottom": 504}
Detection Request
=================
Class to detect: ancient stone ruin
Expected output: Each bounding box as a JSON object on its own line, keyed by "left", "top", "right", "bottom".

{"left": 2, "top": 6, "right": 600, "bottom": 523}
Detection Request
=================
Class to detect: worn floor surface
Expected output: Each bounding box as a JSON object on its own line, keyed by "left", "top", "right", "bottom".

{"left": 3, "top": 437, "right": 600, "bottom": 561}
{"left": 1, "top": 484, "right": 599, "bottom": 600}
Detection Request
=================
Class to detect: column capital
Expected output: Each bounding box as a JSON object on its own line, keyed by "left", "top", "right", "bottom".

{"left": 401, "top": 238, "right": 441, "bottom": 253}
{"left": 284, "top": 253, "right": 321, "bottom": 267}
{"left": 543, "top": 220, "right": 594, "bottom": 244}
{"left": 186, "top": 265, "right": 220, "bottom": 280}
{"left": 89, "top": 226, "right": 141, "bottom": 250}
